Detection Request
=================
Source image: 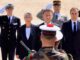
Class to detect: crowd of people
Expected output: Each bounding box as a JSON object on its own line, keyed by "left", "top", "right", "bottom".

{"left": 0, "top": 0, "right": 80, "bottom": 60}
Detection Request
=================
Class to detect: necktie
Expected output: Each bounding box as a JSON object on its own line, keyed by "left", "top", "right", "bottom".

{"left": 74, "top": 22, "right": 76, "bottom": 32}
{"left": 8, "top": 16, "right": 10, "bottom": 23}
{"left": 55, "top": 15, "right": 58, "bottom": 20}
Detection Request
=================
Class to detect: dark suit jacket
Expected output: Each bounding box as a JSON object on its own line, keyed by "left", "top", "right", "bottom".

{"left": 0, "top": 15, "right": 20, "bottom": 48}
{"left": 16, "top": 24, "right": 41, "bottom": 59}
{"left": 36, "top": 23, "right": 44, "bottom": 45}
{"left": 61, "top": 20, "right": 80, "bottom": 57}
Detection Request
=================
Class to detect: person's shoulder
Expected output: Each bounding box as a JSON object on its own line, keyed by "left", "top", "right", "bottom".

{"left": 63, "top": 20, "right": 71, "bottom": 24}
{"left": 0, "top": 15, "right": 7, "bottom": 17}
{"left": 60, "top": 13, "right": 67, "bottom": 17}
{"left": 31, "top": 24, "right": 39, "bottom": 30}
{"left": 0, "top": 15, "right": 7, "bottom": 21}
{"left": 77, "top": 20, "right": 80, "bottom": 24}
{"left": 62, "top": 20, "right": 71, "bottom": 27}
{"left": 18, "top": 24, "right": 25, "bottom": 31}
{"left": 13, "top": 16, "right": 20, "bottom": 20}
{"left": 20, "top": 24, "right": 26, "bottom": 28}
{"left": 38, "top": 23, "right": 44, "bottom": 27}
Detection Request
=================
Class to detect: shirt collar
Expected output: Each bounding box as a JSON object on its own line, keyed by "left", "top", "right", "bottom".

{"left": 71, "top": 20, "right": 78, "bottom": 24}
{"left": 44, "top": 22, "right": 52, "bottom": 25}
{"left": 54, "top": 13, "right": 60, "bottom": 16}
{"left": 8, "top": 16, "right": 13, "bottom": 20}
{"left": 26, "top": 27, "right": 31, "bottom": 29}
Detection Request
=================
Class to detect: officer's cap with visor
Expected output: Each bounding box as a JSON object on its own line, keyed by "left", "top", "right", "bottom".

{"left": 39, "top": 24, "right": 63, "bottom": 41}
{"left": 5, "top": 4, "right": 14, "bottom": 9}
{"left": 53, "top": 0, "right": 61, "bottom": 6}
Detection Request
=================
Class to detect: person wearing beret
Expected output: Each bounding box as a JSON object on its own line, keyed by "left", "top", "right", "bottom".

{"left": 62, "top": 8, "right": 80, "bottom": 60}
{"left": 0, "top": 4, "right": 21, "bottom": 60}
{"left": 16, "top": 13, "right": 41, "bottom": 60}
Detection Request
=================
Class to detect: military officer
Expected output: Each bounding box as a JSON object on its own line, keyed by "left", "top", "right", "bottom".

{"left": 0, "top": 4, "right": 21, "bottom": 60}
{"left": 23, "top": 24, "right": 71, "bottom": 60}
{"left": 52, "top": 0, "right": 67, "bottom": 27}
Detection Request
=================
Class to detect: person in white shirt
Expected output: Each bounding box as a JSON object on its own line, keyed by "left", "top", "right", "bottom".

{"left": 16, "top": 12, "right": 41, "bottom": 60}
{"left": 62, "top": 7, "right": 80, "bottom": 60}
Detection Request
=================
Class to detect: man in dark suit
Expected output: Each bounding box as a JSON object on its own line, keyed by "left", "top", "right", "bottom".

{"left": 16, "top": 12, "right": 41, "bottom": 60}
{"left": 0, "top": 4, "right": 21, "bottom": 60}
{"left": 62, "top": 8, "right": 80, "bottom": 60}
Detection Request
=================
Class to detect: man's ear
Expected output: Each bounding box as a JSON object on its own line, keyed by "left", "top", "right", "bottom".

{"left": 40, "top": 34, "right": 44, "bottom": 41}
{"left": 79, "top": 10, "right": 80, "bottom": 17}
{"left": 53, "top": 37, "right": 57, "bottom": 42}
{"left": 40, "top": 35, "right": 42, "bottom": 41}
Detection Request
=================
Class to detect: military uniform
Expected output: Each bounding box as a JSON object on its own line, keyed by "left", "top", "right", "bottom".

{"left": 0, "top": 4, "right": 21, "bottom": 60}
{"left": 0, "top": 15, "right": 20, "bottom": 60}
{"left": 23, "top": 24, "right": 72, "bottom": 60}
{"left": 52, "top": 0, "right": 67, "bottom": 27}
{"left": 52, "top": 13, "right": 67, "bottom": 27}
{"left": 30, "top": 47, "right": 69, "bottom": 60}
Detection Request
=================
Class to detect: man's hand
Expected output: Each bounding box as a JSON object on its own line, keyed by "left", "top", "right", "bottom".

{"left": 16, "top": 55, "right": 20, "bottom": 59}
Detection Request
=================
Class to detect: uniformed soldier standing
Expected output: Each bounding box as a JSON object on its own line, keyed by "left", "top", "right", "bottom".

{"left": 0, "top": 4, "right": 21, "bottom": 60}
{"left": 23, "top": 24, "right": 70, "bottom": 60}
{"left": 52, "top": 0, "right": 67, "bottom": 27}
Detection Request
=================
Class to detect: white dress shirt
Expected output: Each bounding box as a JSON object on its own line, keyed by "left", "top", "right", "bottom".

{"left": 55, "top": 13, "right": 60, "bottom": 16}
{"left": 71, "top": 20, "right": 78, "bottom": 32}
{"left": 25, "top": 28, "right": 31, "bottom": 40}
{"left": 8, "top": 16, "right": 13, "bottom": 23}
{"left": 55, "top": 13, "right": 60, "bottom": 18}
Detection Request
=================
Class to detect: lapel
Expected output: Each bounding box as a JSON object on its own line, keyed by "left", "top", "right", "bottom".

{"left": 23, "top": 24, "right": 34, "bottom": 40}
{"left": 68, "top": 20, "right": 73, "bottom": 32}
{"left": 22, "top": 24, "right": 35, "bottom": 49}
{"left": 69, "top": 20, "right": 80, "bottom": 32}
{"left": 77, "top": 21, "right": 80, "bottom": 31}
{"left": 30, "top": 24, "right": 36, "bottom": 49}
{"left": 22, "top": 25, "right": 27, "bottom": 41}
{"left": 29, "top": 24, "right": 34, "bottom": 39}
{"left": 5, "top": 15, "right": 10, "bottom": 23}
{"left": 10, "top": 16, "right": 15, "bottom": 23}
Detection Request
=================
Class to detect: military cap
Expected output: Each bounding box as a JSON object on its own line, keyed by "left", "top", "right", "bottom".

{"left": 39, "top": 24, "right": 63, "bottom": 41}
{"left": 5, "top": 4, "right": 14, "bottom": 9}
{"left": 53, "top": 0, "right": 61, "bottom": 6}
